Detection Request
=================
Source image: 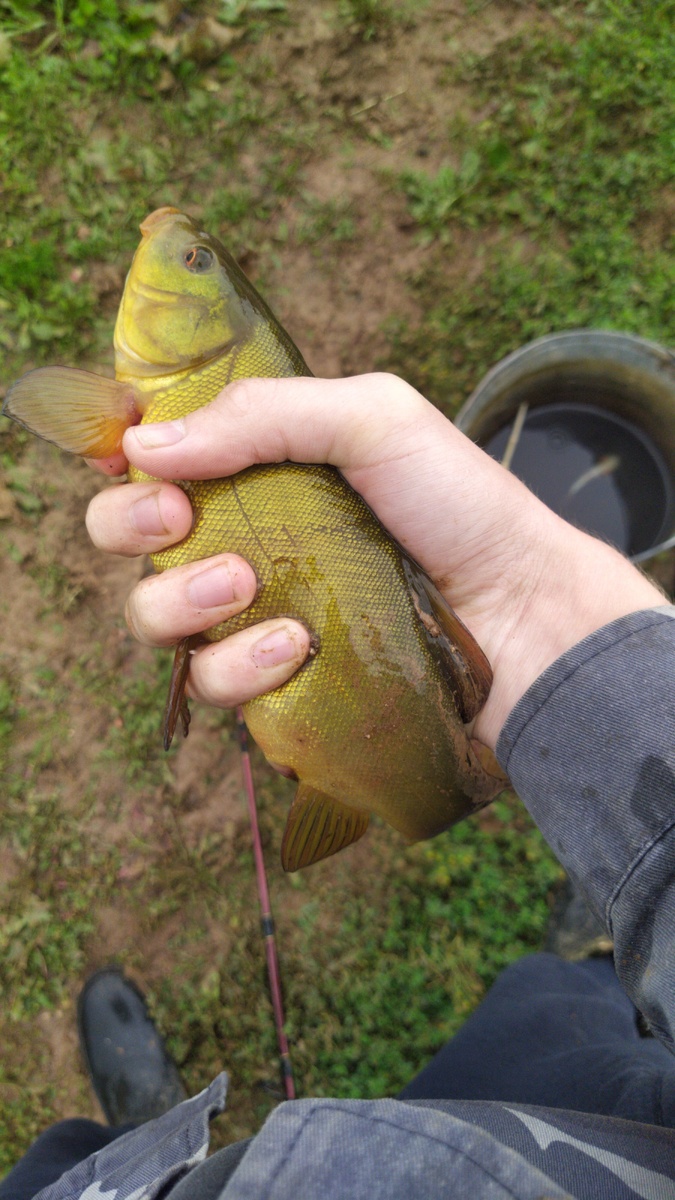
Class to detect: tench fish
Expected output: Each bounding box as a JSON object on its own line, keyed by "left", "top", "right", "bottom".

{"left": 4, "top": 207, "right": 505, "bottom": 870}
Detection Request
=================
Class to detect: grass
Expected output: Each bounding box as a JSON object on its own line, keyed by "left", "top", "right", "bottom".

{"left": 391, "top": 0, "right": 675, "bottom": 410}
{"left": 338, "top": 0, "right": 404, "bottom": 41}
{"left": 0, "top": 0, "right": 672, "bottom": 1175}
{"left": 141, "top": 790, "right": 560, "bottom": 1135}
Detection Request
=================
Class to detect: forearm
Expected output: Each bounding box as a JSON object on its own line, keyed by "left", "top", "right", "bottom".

{"left": 497, "top": 605, "right": 675, "bottom": 1048}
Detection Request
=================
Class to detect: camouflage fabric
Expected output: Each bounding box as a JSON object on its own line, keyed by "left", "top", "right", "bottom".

{"left": 33, "top": 1075, "right": 227, "bottom": 1200}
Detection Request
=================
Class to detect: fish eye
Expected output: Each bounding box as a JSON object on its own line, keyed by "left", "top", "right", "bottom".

{"left": 184, "top": 246, "right": 214, "bottom": 273}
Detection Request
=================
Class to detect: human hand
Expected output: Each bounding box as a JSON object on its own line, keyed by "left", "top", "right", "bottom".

{"left": 86, "top": 373, "right": 664, "bottom": 749}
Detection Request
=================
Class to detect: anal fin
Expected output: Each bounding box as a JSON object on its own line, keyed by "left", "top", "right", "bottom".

{"left": 3, "top": 367, "right": 140, "bottom": 458}
{"left": 281, "top": 784, "right": 369, "bottom": 872}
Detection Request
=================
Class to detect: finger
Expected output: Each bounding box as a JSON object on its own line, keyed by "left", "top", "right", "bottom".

{"left": 124, "top": 552, "right": 258, "bottom": 647}
{"left": 86, "top": 481, "right": 194, "bottom": 557}
{"left": 187, "top": 619, "right": 312, "bottom": 708}
{"left": 85, "top": 451, "right": 128, "bottom": 477}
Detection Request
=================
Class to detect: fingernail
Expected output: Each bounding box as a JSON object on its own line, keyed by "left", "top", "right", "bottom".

{"left": 251, "top": 626, "right": 300, "bottom": 669}
{"left": 187, "top": 564, "right": 236, "bottom": 610}
{"left": 132, "top": 419, "right": 186, "bottom": 449}
{"left": 129, "top": 492, "right": 168, "bottom": 536}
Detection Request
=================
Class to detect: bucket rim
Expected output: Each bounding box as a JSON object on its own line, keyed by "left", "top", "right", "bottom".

{"left": 456, "top": 329, "right": 675, "bottom": 433}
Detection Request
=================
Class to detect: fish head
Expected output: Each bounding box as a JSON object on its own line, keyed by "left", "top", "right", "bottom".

{"left": 114, "top": 207, "right": 254, "bottom": 380}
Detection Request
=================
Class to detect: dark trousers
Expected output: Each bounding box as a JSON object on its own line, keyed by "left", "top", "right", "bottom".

{"left": 0, "top": 1120, "right": 135, "bottom": 1200}
{"left": 4, "top": 954, "right": 675, "bottom": 1199}
{"left": 400, "top": 953, "right": 675, "bottom": 1124}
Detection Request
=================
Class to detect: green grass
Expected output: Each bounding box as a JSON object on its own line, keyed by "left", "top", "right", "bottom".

{"left": 338, "top": 0, "right": 403, "bottom": 41}
{"left": 0, "top": 0, "right": 286, "bottom": 378}
{"left": 0, "top": 0, "right": 671, "bottom": 1174}
{"left": 283, "top": 802, "right": 561, "bottom": 1098}
{"left": 0, "top": 789, "right": 120, "bottom": 1018}
{"left": 392, "top": 0, "right": 675, "bottom": 410}
{"left": 143, "top": 791, "right": 560, "bottom": 1123}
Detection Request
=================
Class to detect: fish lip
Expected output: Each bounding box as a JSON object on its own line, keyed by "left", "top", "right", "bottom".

{"left": 127, "top": 278, "right": 182, "bottom": 304}
{"left": 125, "top": 277, "right": 217, "bottom": 314}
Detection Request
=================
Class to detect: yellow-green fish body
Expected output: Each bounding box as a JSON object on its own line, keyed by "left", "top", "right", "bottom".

{"left": 5, "top": 208, "right": 505, "bottom": 869}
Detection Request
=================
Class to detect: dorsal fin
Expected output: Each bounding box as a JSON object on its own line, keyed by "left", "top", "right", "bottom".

{"left": 402, "top": 556, "right": 492, "bottom": 723}
{"left": 3, "top": 366, "right": 140, "bottom": 458}
{"left": 281, "top": 784, "right": 369, "bottom": 872}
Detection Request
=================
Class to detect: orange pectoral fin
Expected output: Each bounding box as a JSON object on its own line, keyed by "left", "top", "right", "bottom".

{"left": 3, "top": 367, "right": 140, "bottom": 458}
{"left": 281, "top": 785, "right": 370, "bottom": 872}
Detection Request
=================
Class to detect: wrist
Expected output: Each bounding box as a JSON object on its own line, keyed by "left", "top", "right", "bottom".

{"left": 473, "top": 509, "right": 665, "bottom": 750}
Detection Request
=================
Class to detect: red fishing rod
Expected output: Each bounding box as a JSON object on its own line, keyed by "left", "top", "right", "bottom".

{"left": 235, "top": 706, "right": 296, "bottom": 1101}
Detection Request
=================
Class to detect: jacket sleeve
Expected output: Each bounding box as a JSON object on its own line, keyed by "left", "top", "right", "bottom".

{"left": 496, "top": 606, "right": 675, "bottom": 1050}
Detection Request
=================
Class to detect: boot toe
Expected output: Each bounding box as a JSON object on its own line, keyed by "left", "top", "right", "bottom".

{"left": 78, "top": 968, "right": 187, "bottom": 1126}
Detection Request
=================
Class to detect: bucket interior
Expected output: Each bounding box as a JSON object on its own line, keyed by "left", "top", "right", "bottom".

{"left": 456, "top": 341, "right": 675, "bottom": 561}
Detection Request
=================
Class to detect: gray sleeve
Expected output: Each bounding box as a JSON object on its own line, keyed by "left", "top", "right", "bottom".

{"left": 496, "top": 606, "right": 675, "bottom": 1050}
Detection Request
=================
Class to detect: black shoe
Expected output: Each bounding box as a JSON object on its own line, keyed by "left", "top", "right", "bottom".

{"left": 544, "top": 877, "right": 613, "bottom": 962}
{"left": 78, "top": 967, "right": 187, "bottom": 1126}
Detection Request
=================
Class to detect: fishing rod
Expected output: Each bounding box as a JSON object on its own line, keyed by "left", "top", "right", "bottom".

{"left": 235, "top": 706, "right": 296, "bottom": 1101}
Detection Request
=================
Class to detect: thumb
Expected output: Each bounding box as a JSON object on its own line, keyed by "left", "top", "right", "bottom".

{"left": 122, "top": 373, "right": 430, "bottom": 481}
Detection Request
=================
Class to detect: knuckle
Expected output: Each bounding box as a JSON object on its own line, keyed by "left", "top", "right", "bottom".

{"left": 220, "top": 377, "right": 255, "bottom": 419}
{"left": 375, "top": 372, "right": 423, "bottom": 416}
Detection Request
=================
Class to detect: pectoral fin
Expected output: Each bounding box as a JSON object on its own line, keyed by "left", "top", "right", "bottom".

{"left": 402, "top": 556, "right": 492, "bottom": 723}
{"left": 281, "top": 784, "right": 369, "bottom": 872}
{"left": 3, "top": 367, "right": 140, "bottom": 458}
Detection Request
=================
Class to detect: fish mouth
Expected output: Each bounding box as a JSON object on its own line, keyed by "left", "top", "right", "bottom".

{"left": 126, "top": 277, "right": 183, "bottom": 305}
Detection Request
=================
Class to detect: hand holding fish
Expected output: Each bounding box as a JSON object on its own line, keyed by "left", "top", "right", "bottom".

{"left": 85, "top": 371, "right": 663, "bottom": 753}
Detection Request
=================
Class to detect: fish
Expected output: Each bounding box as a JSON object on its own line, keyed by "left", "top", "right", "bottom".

{"left": 4, "top": 207, "right": 506, "bottom": 871}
